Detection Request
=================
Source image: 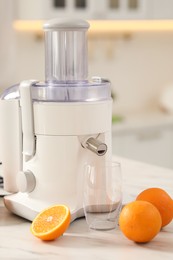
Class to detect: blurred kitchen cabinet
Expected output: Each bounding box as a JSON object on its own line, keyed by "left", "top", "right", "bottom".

{"left": 107, "top": 0, "right": 149, "bottom": 20}
{"left": 112, "top": 125, "right": 173, "bottom": 169}
{"left": 151, "top": 0, "right": 173, "bottom": 19}
{"left": 15, "top": 0, "right": 173, "bottom": 21}
{"left": 15, "top": 0, "right": 94, "bottom": 20}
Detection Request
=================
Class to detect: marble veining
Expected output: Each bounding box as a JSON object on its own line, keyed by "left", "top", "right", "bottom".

{"left": 0, "top": 156, "right": 173, "bottom": 259}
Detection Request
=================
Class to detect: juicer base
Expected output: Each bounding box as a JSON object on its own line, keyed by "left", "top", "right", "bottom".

{"left": 3, "top": 193, "right": 84, "bottom": 222}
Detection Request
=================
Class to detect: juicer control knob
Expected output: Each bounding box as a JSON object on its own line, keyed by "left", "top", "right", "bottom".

{"left": 17, "top": 170, "right": 36, "bottom": 193}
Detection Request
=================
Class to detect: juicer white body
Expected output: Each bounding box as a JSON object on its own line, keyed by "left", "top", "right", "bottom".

{"left": 0, "top": 93, "right": 112, "bottom": 221}
{"left": 0, "top": 18, "right": 112, "bottom": 221}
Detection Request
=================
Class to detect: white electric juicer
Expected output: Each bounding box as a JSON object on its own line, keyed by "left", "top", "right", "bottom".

{"left": 0, "top": 18, "right": 112, "bottom": 221}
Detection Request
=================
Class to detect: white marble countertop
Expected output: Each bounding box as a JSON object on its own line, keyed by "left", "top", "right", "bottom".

{"left": 0, "top": 157, "right": 173, "bottom": 259}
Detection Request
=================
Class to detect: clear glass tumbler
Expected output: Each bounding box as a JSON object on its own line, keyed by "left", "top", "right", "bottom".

{"left": 83, "top": 161, "right": 122, "bottom": 230}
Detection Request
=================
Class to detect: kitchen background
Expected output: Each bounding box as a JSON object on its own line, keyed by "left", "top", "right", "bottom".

{"left": 1, "top": 0, "right": 173, "bottom": 168}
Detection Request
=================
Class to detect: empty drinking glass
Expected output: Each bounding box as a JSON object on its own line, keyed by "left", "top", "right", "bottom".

{"left": 83, "top": 161, "right": 122, "bottom": 230}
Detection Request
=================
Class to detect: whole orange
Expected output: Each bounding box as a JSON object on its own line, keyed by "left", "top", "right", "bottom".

{"left": 119, "top": 201, "right": 162, "bottom": 243}
{"left": 136, "top": 187, "right": 173, "bottom": 227}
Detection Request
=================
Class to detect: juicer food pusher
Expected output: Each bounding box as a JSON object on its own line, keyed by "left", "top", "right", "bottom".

{"left": 0, "top": 19, "right": 112, "bottom": 221}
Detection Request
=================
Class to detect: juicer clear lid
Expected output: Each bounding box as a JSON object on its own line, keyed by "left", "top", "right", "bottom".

{"left": 1, "top": 18, "right": 111, "bottom": 102}
{"left": 1, "top": 78, "right": 111, "bottom": 102}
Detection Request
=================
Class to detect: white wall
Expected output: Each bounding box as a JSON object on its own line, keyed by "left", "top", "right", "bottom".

{"left": 0, "top": 0, "right": 15, "bottom": 88}
{"left": 2, "top": 30, "right": 173, "bottom": 117}
{"left": 88, "top": 33, "right": 173, "bottom": 115}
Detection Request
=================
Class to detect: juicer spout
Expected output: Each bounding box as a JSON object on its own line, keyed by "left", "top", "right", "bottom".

{"left": 85, "top": 137, "right": 107, "bottom": 156}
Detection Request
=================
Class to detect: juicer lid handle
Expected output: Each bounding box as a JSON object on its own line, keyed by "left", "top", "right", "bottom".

{"left": 19, "top": 80, "right": 38, "bottom": 161}
{"left": 43, "top": 18, "right": 90, "bottom": 31}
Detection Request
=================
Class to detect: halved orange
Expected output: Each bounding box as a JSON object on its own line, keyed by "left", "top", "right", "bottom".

{"left": 31, "top": 205, "right": 71, "bottom": 241}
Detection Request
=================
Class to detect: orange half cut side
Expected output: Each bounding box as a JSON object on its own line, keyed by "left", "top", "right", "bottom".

{"left": 31, "top": 204, "right": 71, "bottom": 241}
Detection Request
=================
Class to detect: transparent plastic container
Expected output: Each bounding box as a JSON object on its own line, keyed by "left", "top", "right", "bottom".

{"left": 44, "top": 18, "right": 89, "bottom": 83}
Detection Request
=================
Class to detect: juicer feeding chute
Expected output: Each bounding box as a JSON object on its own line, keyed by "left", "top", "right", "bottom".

{"left": 44, "top": 18, "right": 89, "bottom": 83}
{"left": 0, "top": 18, "right": 112, "bottom": 221}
